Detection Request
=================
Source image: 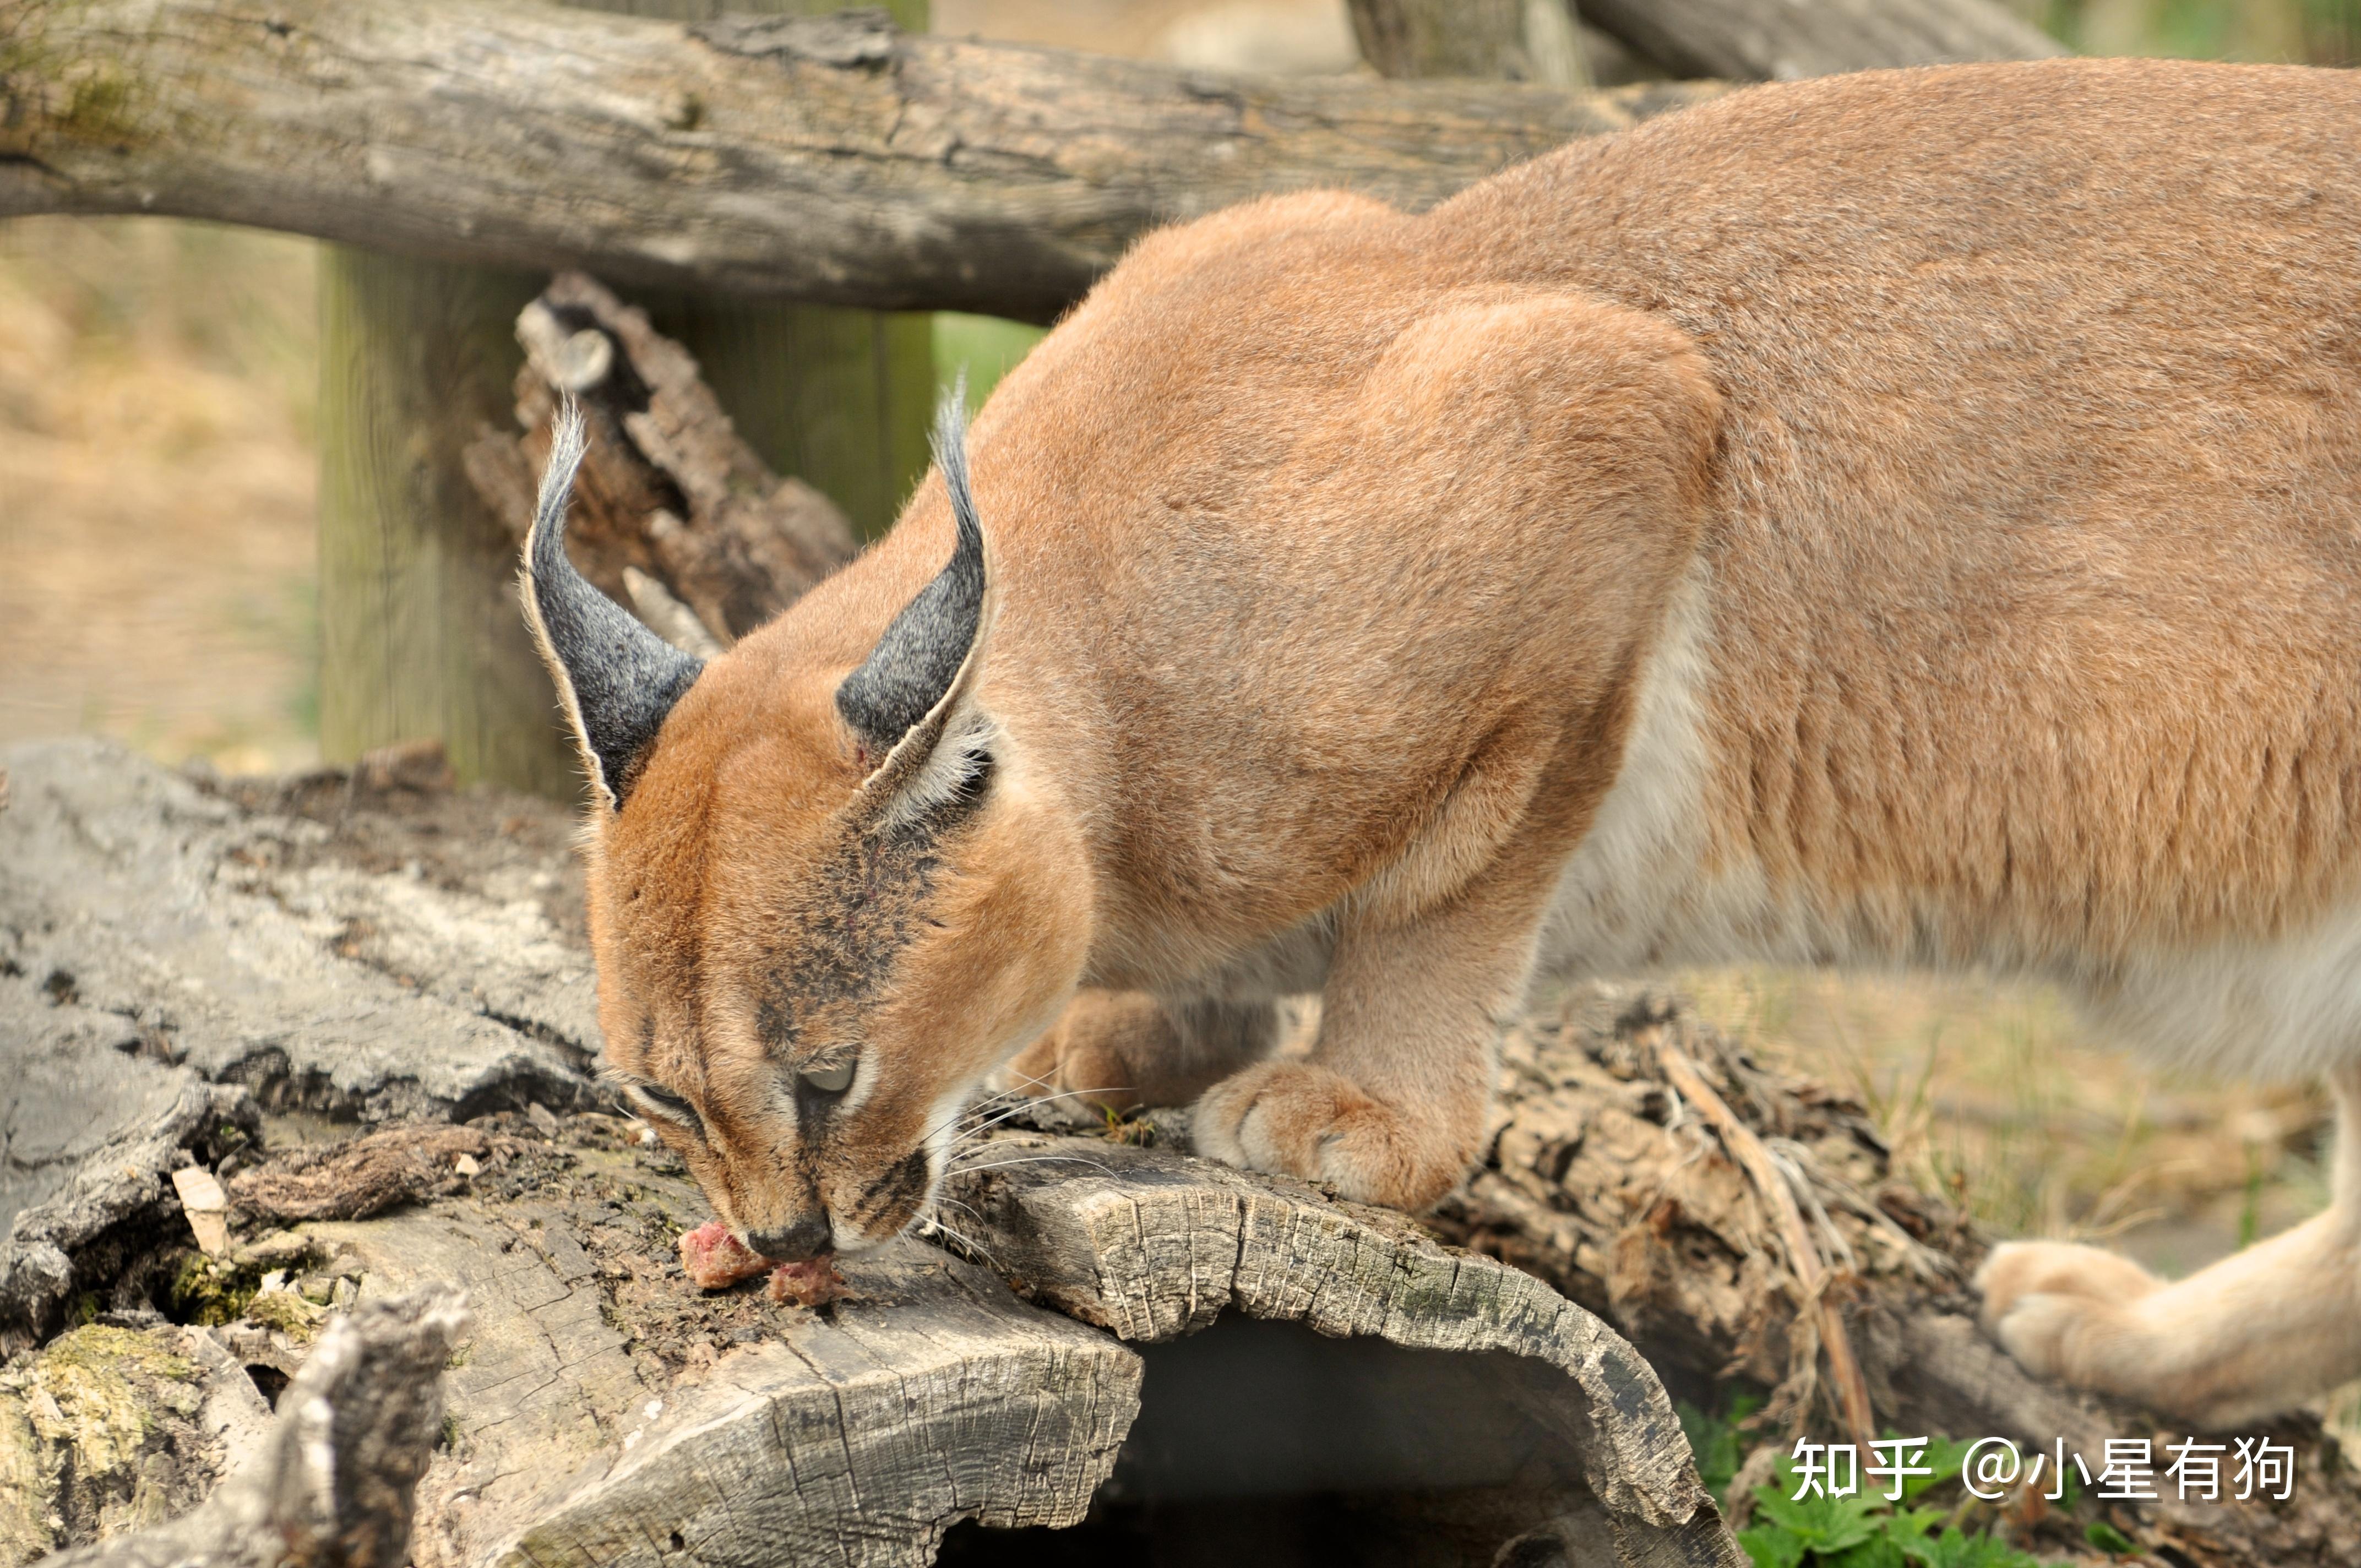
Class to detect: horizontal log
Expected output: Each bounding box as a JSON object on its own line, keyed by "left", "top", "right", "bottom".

{"left": 0, "top": 0, "right": 1719, "bottom": 322}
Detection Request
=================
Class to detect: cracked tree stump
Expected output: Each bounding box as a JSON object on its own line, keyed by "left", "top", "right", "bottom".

{"left": 184, "top": 1113, "right": 1722, "bottom": 1568}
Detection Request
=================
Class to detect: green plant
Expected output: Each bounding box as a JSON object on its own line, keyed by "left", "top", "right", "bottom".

{"left": 1674, "top": 1418, "right": 2062, "bottom": 1568}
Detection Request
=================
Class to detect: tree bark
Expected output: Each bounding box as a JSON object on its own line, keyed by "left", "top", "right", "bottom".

{"left": 0, "top": 0, "right": 1721, "bottom": 324}
{"left": 1578, "top": 0, "right": 2060, "bottom": 83}
{"left": 459, "top": 272, "right": 859, "bottom": 652}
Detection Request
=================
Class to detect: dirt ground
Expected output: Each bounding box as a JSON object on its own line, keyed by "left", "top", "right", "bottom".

{"left": 2, "top": 0, "right": 2352, "bottom": 1439}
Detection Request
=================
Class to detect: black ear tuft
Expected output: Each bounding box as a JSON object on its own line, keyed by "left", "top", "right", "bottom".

{"left": 836, "top": 382, "right": 986, "bottom": 753}
{"left": 521, "top": 403, "right": 704, "bottom": 808}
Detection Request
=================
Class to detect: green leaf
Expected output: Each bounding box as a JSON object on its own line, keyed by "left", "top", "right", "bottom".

{"left": 1747, "top": 1489, "right": 1878, "bottom": 1553}
{"left": 2085, "top": 1520, "right": 2137, "bottom": 1554}
{"left": 1908, "top": 1436, "right": 1974, "bottom": 1500}
{"left": 1737, "top": 1525, "right": 1807, "bottom": 1568}
{"left": 1827, "top": 1536, "right": 1910, "bottom": 1568}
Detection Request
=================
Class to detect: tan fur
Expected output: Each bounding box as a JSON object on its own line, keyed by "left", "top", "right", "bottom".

{"left": 567, "top": 59, "right": 2361, "bottom": 1418}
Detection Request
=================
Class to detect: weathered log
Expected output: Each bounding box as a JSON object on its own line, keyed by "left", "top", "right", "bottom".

{"left": 0, "top": 1066, "right": 257, "bottom": 1352}
{"left": 10, "top": 743, "right": 2358, "bottom": 1566}
{"left": 22, "top": 1106, "right": 1725, "bottom": 1568}
{"left": 0, "top": 741, "right": 602, "bottom": 1132}
{"left": 188, "top": 1113, "right": 1733, "bottom": 1568}
{"left": 0, "top": 745, "right": 1739, "bottom": 1567}
{"left": 1579, "top": 0, "right": 2061, "bottom": 81}
{"left": 461, "top": 273, "right": 858, "bottom": 652}
{"left": 939, "top": 1134, "right": 1738, "bottom": 1566}
{"left": 0, "top": 0, "right": 1720, "bottom": 323}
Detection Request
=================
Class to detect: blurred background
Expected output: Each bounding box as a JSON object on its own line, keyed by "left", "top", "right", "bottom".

{"left": 3, "top": 0, "right": 2356, "bottom": 1319}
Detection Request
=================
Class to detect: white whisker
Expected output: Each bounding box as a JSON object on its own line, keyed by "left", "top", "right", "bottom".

{"left": 922, "top": 1084, "right": 1133, "bottom": 1146}
{"left": 916, "top": 1216, "right": 1001, "bottom": 1270}
{"left": 946, "top": 1154, "right": 1114, "bottom": 1177}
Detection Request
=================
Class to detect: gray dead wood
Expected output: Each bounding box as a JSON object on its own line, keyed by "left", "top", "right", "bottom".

{"left": 0, "top": 0, "right": 1717, "bottom": 322}
{"left": 0, "top": 739, "right": 602, "bottom": 1130}
{"left": 1577, "top": 0, "right": 2060, "bottom": 81}
{"left": 38, "top": 1287, "right": 470, "bottom": 1568}
{"left": 944, "top": 1135, "right": 1744, "bottom": 1567}
{"left": 460, "top": 273, "right": 857, "bottom": 653}
{"left": 227, "top": 1134, "right": 1140, "bottom": 1568}
{"left": 187, "top": 1118, "right": 1731, "bottom": 1568}
{"left": 0, "top": 1074, "right": 256, "bottom": 1351}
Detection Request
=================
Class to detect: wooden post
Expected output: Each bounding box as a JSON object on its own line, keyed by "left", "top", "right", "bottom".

{"left": 316, "top": 0, "right": 931, "bottom": 797}
{"left": 1346, "top": 0, "right": 1593, "bottom": 88}
{"left": 315, "top": 252, "right": 568, "bottom": 796}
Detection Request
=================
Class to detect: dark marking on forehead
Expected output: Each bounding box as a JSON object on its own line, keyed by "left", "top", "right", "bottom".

{"left": 755, "top": 760, "right": 993, "bottom": 1054}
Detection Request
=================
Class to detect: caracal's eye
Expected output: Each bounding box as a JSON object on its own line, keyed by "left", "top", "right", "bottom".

{"left": 799, "top": 1060, "right": 855, "bottom": 1096}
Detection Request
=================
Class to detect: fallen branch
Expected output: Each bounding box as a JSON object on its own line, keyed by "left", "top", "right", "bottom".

{"left": 0, "top": 0, "right": 1720, "bottom": 320}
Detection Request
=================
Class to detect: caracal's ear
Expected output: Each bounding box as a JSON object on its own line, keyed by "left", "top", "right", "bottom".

{"left": 519, "top": 402, "right": 704, "bottom": 810}
{"left": 837, "top": 381, "right": 997, "bottom": 818}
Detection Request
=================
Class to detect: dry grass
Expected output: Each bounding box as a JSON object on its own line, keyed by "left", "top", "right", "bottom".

{"left": 0, "top": 216, "right": 320, "bottom": 774}
{"left": 1674, "top": 967, "right": 2332, "bottom": 1276}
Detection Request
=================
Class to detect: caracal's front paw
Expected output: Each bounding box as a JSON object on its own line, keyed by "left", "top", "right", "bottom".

{"left": 1192, "top": 1061, "right": 1467, "bottom": 1210}
{"left": 1976, "top": 1240, "right": 2172, "bottom": 1401}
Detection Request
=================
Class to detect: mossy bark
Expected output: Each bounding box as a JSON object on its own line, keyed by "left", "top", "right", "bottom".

{"left": 0, "top": 1324, "right": 270, "bottom": 1568}
{"left": 315, "top": 0, "right": 931, "bottom": 797}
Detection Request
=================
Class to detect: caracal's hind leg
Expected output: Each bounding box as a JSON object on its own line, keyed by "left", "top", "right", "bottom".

{"left": 1977, "top": 1063, "right": 2361, "bottom": 1427}
{"left": 995, "top": 990, "right": 1279, "bottom": 1114}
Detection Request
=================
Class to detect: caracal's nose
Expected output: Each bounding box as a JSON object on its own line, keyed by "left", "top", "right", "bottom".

{"left": 744, "top": 1212, "right": 833, "bottom": 1262}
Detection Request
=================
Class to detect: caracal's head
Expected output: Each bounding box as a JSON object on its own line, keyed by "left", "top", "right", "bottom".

{"left": 520, "top": 396, "right": 1091, "bottom": 1261}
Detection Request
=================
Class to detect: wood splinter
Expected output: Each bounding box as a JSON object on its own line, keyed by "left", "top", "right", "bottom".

{"left": 1658, "top": 1041, "right": 1880, "bottom": 1459}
